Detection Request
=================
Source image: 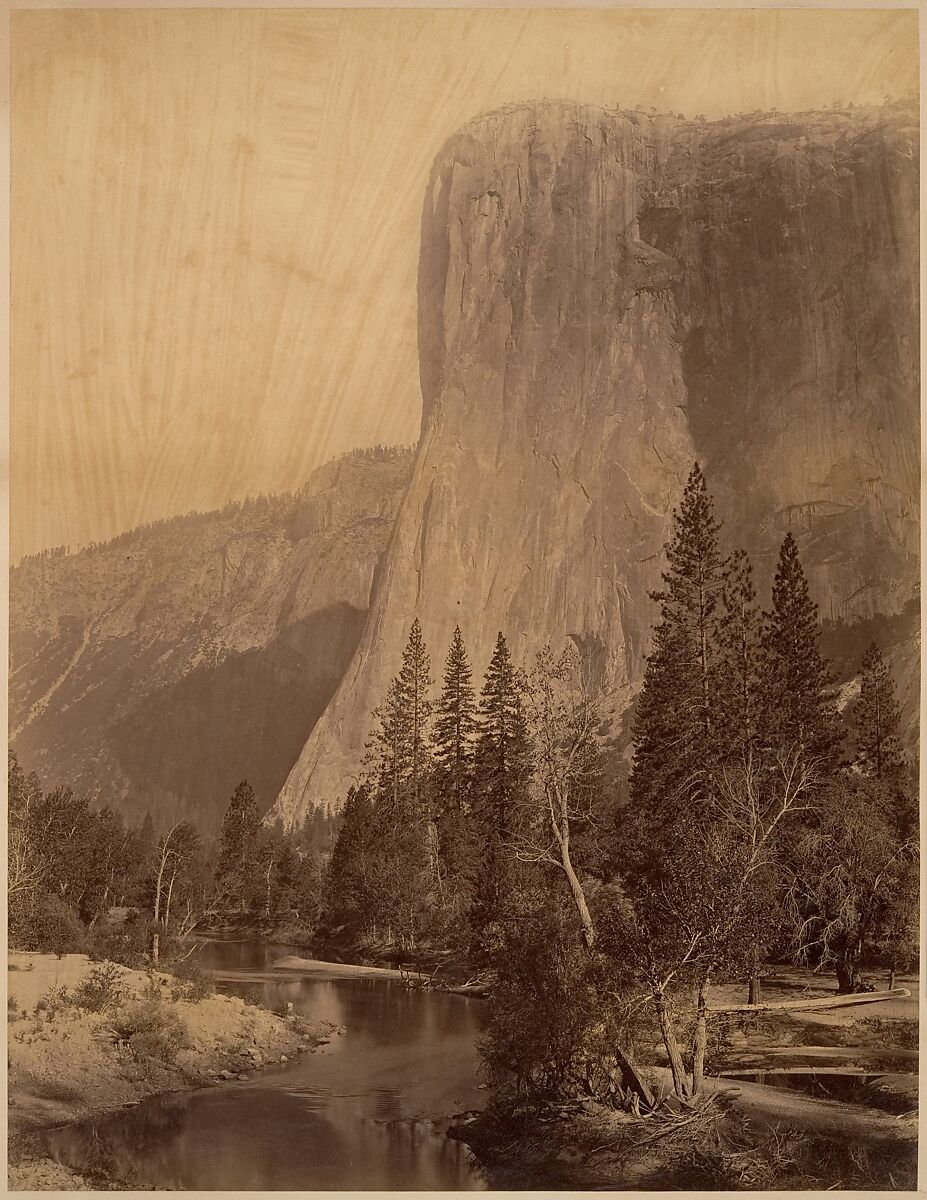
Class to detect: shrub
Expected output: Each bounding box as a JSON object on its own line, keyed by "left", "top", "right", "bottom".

{"left": 89, "top": 914, "right": 149, "bottom": 969}
{"left": 480, "top": 893, "right": 633, "bottom": 1106}
{"left": 21, "top": 895, "right": 89, "bottom": 956}
{"left": 69, "top": 962, "right": 128, "bottom": 1013}
{"left": 36, "top": 985, "right": 72, "bottom": 1018}
{"left": 166, "top": 957, "right": 215, "bottom": 1003}
{"left": 109, "top": 984, "right": 189, "bottom": 1064}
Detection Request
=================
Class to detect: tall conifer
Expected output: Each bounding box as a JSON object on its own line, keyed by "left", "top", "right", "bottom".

{"left": 759, "top": 532, "right": 842, "bottom": 769}
{"left": 470, "top": 633, "right": 533, "bottom": 947}
{"left": 215, "top": 780, "right": 262, "bottom": 909}
{"left": 716, "top": 548, "right": 762, "bottom": 762}
{"left": 433, "top": 626, "right": 477, "bottom": 817}
{"left": 853, "top": 641, "right": 904, "bottom": 781}
{"left": 366, "top": 619, "right": 434, "bottom": 823}
{"left": 398, "top": 618, "right": 434, "bottom": 819}
{"left": 628, "top": 463, "right": 728, "bottom": 857}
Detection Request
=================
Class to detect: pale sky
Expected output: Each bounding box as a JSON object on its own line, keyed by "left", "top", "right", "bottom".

{"left": 11, "top": 7, "right": 918, "bottom": 559}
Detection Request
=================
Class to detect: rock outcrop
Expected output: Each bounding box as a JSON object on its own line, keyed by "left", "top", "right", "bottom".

{"left": 271, "top": 100, "right": 918, "bottom": 828}
{"left": 10, "top": 449, "right": 411, "bottom": 827}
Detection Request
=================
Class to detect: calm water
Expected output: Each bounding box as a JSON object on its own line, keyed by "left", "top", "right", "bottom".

{"left": 43, "top": 938, "right": 488, "bottom": 1190}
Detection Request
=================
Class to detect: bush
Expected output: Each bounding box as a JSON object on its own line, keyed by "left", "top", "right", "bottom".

{"left": 88, "top": 914, "right": 149, "bottom": 969}
{"left": 19, "top": 895, "right": 89, "bottom": 956}
{"left": 480, "top": 892, "right": 632, "bottom": 1106}
{"left": 36, "top": 985, "right": 71, "bottom": 1018}
{"left": 69, "top": 962, "right": 128, "bottom": 1013}
{"left": 166, "top": 957, "right": 215, "bottom": 1003}
{"left": 109, "top": 982, "right": 188, "bottom": 1064}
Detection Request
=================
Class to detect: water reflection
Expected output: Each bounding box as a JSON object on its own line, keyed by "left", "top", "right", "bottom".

{"left": 42, "top": 940, "right": 488, "bottom": 1191}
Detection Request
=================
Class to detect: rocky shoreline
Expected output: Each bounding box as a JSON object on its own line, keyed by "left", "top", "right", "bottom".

{"left": 7, "top": 952, "right": 338, "bottom": 1190}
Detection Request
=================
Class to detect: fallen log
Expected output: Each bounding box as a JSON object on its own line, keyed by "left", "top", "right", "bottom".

{"left": 718, "top": 1066, "right": 906, "bottom": 1077}
{"left": 708, "top": 987, "right": 911, "bottom": 1016}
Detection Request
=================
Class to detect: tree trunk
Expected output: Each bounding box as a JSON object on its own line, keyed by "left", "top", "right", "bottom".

{"left": 559, "top": 833, "right": 595, "bottom": 950}
{"left": 691, "top": 979, "right": 709, "bottom": 1097}
{"left": 164, "top": 869, "right": 177, "bottom": 936}
{"left": 748, "top": 975, "right": 763, "bottom": 1005}
{"left": 655, "top": 992, "right": 690, "bottom": 1100}
{"left": 889, "top": 964, "right": 896, "bottom": 991}
{"left": 836, "top": 954, "right": 858, "bottom": 995}
{"left": 614, "top": 1049, "right": 655, "bottom": 1110}
{"left": 151, "top": 929, "right": 160, "bottom": 963}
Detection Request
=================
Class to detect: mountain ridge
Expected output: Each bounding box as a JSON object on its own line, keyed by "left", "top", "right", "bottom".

{"left": 10, "top": 447, "right": 413, "bottom": 828}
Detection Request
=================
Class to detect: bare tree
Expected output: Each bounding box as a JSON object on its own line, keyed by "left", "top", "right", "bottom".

{"left": 629, "top": 747, "right": 818, "bottom": 1099}
{"left": 151, "top": 821, "right": 201, "bottom": 962}
{"left": 515, "top": 645, "right": 603, "bottom": 949}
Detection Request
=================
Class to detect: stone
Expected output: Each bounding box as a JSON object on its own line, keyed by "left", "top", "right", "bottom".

{"left": 268, "top": 100, "right": 918, "bottom": 826}
{"left": 9, "top": 451, "right": 412, "bottom": 827}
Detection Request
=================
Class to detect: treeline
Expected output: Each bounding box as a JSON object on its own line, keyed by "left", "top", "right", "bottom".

{"left": 14, "top": 445, "right": 414, "bottom": 569}
{"left": 322, "top": 463, "right": 918, "bottom": 1105}
{"left": 8, "top": 761, "right": 335, "bottom": 966}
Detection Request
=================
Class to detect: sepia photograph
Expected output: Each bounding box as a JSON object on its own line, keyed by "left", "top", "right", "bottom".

{"left": 7, "top": 4, "right": 920, "bottom": 1191}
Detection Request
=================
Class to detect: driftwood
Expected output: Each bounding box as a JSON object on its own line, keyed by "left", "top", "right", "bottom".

{"left": 708, "top": 987, "right": 911, "bottom": 1016}
{"left": 719, "top": 1066, "right": 906, "bottom": 1077}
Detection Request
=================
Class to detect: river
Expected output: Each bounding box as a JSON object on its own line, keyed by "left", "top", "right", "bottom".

{"left": 42, "top": 938, "right": 489, "bottom": 1190}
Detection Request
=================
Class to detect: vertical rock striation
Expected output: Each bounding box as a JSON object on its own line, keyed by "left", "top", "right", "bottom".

{"left": 272, "top": 100, "right": 918, "bottom": 827}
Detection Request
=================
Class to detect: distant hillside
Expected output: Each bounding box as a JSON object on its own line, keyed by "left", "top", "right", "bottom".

{"left": 10, "top": 447, "right": 413, "bottom": 829}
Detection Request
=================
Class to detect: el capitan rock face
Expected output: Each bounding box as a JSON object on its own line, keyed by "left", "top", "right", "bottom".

{"left": 271, "top": 100, "right": 918, "bottom": 828}
{"left": 10, "top": 450, "right": 411, "bottom": 828}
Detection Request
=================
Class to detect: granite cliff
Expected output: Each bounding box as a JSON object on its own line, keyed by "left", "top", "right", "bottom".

{"left": 271, "top": 100, "right": 918, "bottom": 828}
{"left": 10, "top": 449, "right": 411, "bottom": 828}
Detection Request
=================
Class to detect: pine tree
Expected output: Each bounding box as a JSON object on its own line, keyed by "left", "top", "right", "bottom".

{"left": 323, "top": 785, "right": 376, "bottom": 935}
{"left": 628, "top": 463, "right": 729, "bottom": 858}
{"left": 366, "top": 619, "right": 434, "bottom": 824}
{"left": 470, "top": 633, "right": 533, "bottom": 948}
{"left": 716, "top": 549, "right": 762, "bottom": 762}
{"left": 853, "top": 642, "right": 905, "bottom": 782}
{"left": 431, "top": 626, "right": 478, "bottom": 895}
{"left": 433, "top": 626, "right": 477, "bottom": 819}
{"left": 367, "top": 678, "right": 408, "bottom": 817}
{"left": 759, "top": 533, "right": 842, "bottom": 770}
{"left": 359, "top": 620, "right": 436, "bottom": 945}
{"left": 215, "top": 780, "right": 263, "bottom": 910}
{"left": 398, "top": 618, "right": 434, "bottom": 820}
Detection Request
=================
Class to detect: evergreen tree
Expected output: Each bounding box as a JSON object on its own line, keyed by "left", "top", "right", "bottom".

{"left": 359, "top": 620, "right": 436, "bottom": 946}
{"left": 432, "top": 627, "right": 478, "bottom": 891}
{"left": 399, "top": 618, "right": 434, "bottom": 820}
{"left": 759, "top": 532, "right": 842, "bottom": 770}
{"left": 368, "top": 678, "right": 408, "bottom": 818}
{"left": 470, "top": 633, "right": 533, "bottom": 949}
{"left": 716, "top": 549, "right": 762, "bottom": 762}
{"left": 323, "top": 785, "right": 377, "bottom": 935}
{"left": 628, "top": 463, "right": 729, "bottom": 860}
{"left": 852, "top": 641, "right": 905, "bottom": 781}
{"left": 215, "top": 780, "right": 263, "bottom": 910}
{"left": 366, "top": 619, "right": 434, "bottom": 824}
{"left": 433, "top": 626, "right": 477, "bottom": 815}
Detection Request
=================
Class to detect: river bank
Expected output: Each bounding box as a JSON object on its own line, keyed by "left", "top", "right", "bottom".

{"left": 449, "top": 974, "right": 919, "bottom": 1191}
{"left": 451, "top": 1082, "right": 918, "bottom": 1191}
{"left": 8, "top": 951, "right": 337, "bottom": 1190}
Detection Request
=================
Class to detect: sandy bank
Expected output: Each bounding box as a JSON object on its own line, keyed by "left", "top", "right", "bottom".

{"left": 8, "top": 952, "right": 337, "bottom": 1190}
